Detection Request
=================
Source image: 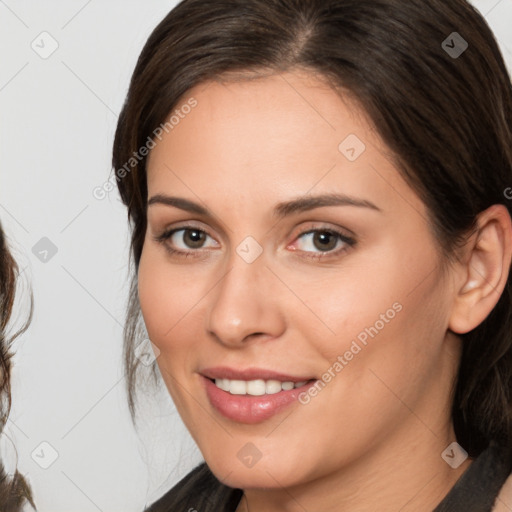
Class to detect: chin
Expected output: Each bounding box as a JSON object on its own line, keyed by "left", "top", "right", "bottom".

{"left": 207, "top": 455, "right": 307, "bottom": 490}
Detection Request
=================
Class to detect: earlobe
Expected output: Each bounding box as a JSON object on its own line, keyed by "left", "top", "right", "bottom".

{"left": 449, "top": 204, "right": 512, "bottom": 335}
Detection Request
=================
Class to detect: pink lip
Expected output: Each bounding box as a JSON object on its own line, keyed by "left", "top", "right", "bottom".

{"left": 199, "top": 368, "right": 318, "bottom": 424}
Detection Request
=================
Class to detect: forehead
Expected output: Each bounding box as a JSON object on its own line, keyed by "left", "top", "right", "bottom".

{"left": 145, "top": 70, "right": 419, "bottom": 217}
{"left": 148, "top": 70, "right": 369, "bottom": 168}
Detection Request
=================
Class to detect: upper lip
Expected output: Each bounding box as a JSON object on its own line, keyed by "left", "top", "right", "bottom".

{"left": 200, "top": 366, "right": 316, "bottom": 383}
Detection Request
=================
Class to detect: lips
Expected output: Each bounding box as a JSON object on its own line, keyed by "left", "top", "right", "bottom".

{"left": 199, "top": 366, "right": 318, "bottom": 424}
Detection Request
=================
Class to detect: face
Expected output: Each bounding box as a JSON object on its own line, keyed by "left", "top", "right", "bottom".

{"left": 138, "top": 69, "right": 460, "bottom": 490}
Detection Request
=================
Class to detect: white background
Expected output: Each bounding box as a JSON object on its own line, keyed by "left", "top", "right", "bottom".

{"left": 1, "top": 1, "right": 511, "bottom": 510}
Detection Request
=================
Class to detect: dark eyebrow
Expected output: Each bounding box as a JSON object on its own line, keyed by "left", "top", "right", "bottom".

{"left": 273, "top": 193, "right": 381, "bottom": 218}
{"left": 147, "top": 193, "right": 381, "bottom": 218}
{"left": 148, "top": 195, "right": 208, "bottom": 215}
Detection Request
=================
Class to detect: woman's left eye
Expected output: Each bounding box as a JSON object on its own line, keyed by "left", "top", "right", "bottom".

{"left": 291, "top": 229, "right": 356, "bottom": 259}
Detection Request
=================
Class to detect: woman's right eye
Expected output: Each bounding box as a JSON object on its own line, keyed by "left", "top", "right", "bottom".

{"left": 154, "top": 226, "right": 219, "bottom": 258}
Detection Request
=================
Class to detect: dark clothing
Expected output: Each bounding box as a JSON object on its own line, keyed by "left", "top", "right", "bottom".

{"left": 146, "top": 441, "right": 512, "bottom": 512}
{"left": 433, "top": 441, "right": 511, "bottom": 512}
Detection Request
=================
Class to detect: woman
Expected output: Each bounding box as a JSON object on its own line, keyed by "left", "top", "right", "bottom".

{"left": 112, "top": 0, "right": 512, "bottom": 510}
{"left": 0, "top": 222, "right": 35, "bottom": 510}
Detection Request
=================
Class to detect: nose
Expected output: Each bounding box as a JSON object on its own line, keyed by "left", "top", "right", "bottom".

{"left": 205, "top": 252, "right": 286, "bottom": 348}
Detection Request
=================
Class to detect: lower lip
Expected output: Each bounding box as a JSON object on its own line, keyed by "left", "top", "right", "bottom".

{"left": 202, "top": 376, "right": 317, "bottom": 424}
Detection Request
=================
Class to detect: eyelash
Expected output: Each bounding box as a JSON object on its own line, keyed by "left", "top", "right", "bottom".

{"left": 154, "top": 224, "right": 356, "bottom": 261}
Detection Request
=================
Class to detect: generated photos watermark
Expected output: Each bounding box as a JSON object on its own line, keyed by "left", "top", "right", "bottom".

{"left": 298, "top": 301, "right": 403, "bottom": 405}
{"left": 93, "top": 97, "right": 198, "bottom": 200}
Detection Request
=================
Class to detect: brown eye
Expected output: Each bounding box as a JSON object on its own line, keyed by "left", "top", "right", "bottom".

{"left": 312, "top": 231, "right": 338, "bottom": 251}
{"left": 155, "top": 226, "right": 218, "bottom": 256}
{"left": 292, "top": 227, "right": 356, "bottom": 260}
{"left": 297, "top": 230, "right": 346, "bottom": 253}
{"left": 181, "top": 229, "right": 207, "bottom": 249}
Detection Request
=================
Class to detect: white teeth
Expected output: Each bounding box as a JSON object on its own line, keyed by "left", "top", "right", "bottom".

{"left": 229, "top": 380, "right": 247, "bottom": 395}
{"left": 246, "top": 379, "right": 266, "bottom": 396}
{"left": 265, "top": 380, "right": 283, "bottom": 394}
{"left": 214, "top": 378, "right": 309, "bottom": 395}
{"left": 216, "top": 379, "right": 230, "bottom": 392}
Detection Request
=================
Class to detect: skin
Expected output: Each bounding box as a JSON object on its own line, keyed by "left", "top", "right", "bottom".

{"left": 138, "top": 69, "right": 511, "bottom": 512}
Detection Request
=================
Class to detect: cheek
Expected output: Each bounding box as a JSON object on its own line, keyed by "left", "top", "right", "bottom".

{"left": 137, "top": 246, "right": 200, "bottom": 406}
{"left": 137, "top": 244, "right": 193, "bottom": 351}
{"left": 137, "top": 259, "right": 168, "bottom": 343}
{"left": 287, "top": 258, "right": 404, "bottom": 355}
{"left": 300, "top": 241, "right": 448, "bottom": 381}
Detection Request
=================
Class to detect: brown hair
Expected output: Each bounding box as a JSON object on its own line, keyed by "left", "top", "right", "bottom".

{"left": 0, "top": 222, "right": 34, "bottom": 510}
{"left": 113, "top": 0, "right": 512, "bottom": 462}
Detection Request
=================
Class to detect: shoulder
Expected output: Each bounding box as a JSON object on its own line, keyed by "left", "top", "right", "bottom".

{"left": 493, "top": 472, "right": 512, "bottom": 511}
{"left": 144, "top": 462, "right": 243, "bottom": 512}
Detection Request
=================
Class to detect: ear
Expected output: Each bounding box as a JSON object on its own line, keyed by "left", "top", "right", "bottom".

{"left": 449, "top": 204, "right": 512, "bottom": 334}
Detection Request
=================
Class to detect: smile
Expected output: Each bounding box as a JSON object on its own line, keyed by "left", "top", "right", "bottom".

{"left": 213, "top": 378, "right": 311, "bottom": 395}
{"left": 200, "top": 368, "right": 319, "bottom": 424}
